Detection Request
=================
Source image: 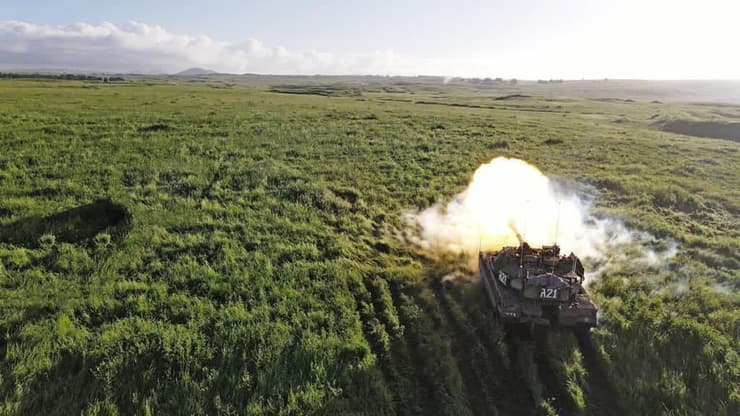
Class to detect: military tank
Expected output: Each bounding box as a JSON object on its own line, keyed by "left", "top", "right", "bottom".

{"left": 479, "top": 242, "right": 597, "bottom": 328}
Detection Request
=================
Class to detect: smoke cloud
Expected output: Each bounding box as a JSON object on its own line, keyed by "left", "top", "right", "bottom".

{"left": 405, "top": 157, "right": 676, "bottom": 280}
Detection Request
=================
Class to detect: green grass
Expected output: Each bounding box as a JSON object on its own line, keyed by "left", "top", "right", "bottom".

{"left": 0, "top": 78, "right": 737, "bottom": 415}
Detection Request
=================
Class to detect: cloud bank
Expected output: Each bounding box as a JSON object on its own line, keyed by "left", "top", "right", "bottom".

{"left": 0, "top": 20, "right": 417, "bottom": 75}
{"left": 2, "top": 17, "right": 737, "bottom": 79}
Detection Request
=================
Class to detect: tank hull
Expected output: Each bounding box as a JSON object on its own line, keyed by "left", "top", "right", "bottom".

{"left": 479, "top": 253, "right": 597, "bottom": 327}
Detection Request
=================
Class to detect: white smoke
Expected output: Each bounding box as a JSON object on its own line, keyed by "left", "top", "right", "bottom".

{"left": 404, "top": 157, "right": 677, "bottom": 281}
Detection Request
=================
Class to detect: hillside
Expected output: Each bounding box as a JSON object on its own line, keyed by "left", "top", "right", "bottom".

{"left": 174, "top": 67, "right": 218, "bottom": 76}
{"left": 0, "top": 78, "right": 737, "bottom": 415}
{"left": 137, "top": 75, "right": 740, "bottom": 105}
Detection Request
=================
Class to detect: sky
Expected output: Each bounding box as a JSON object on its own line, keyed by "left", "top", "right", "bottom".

{"left": 1, "top": 0, "right": 738, "bottom": 79}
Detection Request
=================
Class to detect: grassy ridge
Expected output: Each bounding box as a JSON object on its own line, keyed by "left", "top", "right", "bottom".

{"left": 0, "top": 79, "right": 737, "bottom": 415}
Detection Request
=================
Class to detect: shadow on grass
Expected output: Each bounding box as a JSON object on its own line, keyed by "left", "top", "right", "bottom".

{"left": 660, "top": 120, "right": 740, "bottom": 142}
{"left": 15, "top": 350, "right": 102, "bottom": 416}
{"left": 0, "top": 199, "right": 131, "bottom": 247}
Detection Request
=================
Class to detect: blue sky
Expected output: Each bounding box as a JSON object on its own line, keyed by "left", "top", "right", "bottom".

{"left": 1, "top": 0, "right": 738, "bottom": 78}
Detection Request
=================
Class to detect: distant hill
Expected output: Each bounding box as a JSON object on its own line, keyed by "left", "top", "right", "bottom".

{"left": 174, "top": 67, "right": 217, "bottom": 76}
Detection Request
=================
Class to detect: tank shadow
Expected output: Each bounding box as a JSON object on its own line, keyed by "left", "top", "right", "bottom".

{"left": 0, "top": 199, "right": 131, "bottom": 247}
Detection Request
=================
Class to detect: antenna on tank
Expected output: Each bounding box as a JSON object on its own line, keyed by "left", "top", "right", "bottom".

{"left": 478, "top": 224, "right": 482, "bottom": 253}
{"left": 554, "top": 199, "right": 562, "bottom": 247}
{"left": 551, "top": 200, "right": 562, "bottom": 274}
{"left": 520, "top": 242, "right": 524, "bottom": 268}
{"left": 519, "top": 224, "right": 524, "bottom": 268}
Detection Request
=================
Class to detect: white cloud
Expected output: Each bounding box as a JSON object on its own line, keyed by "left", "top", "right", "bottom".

{"left": 0, "top": 20, "right": 419, "bottom": 75}
{"left": 1, "top": 18, "right": 737, "bottom": 79}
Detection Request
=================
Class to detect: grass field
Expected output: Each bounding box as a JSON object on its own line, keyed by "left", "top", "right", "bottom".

{"left": 0, "top": 77, "right": 738, "bottom": 415}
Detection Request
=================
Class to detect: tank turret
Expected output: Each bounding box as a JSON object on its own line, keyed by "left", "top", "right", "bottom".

{"left": 479, "top": 242, "right": 597, "bottom": 328}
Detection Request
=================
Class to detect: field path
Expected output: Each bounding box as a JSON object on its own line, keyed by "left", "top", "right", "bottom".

{"left": 576, "top": 331, "right": 625, "bottom": 416}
